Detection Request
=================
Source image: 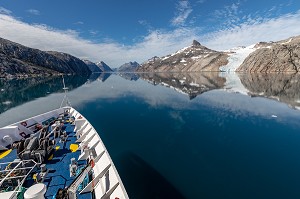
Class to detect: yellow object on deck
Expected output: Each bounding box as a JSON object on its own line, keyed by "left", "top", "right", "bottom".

{"left": 48, "top": 154, "right": 54, "bottom": 160}
{"left": 0, "top": 149, "right": 12, "bottom": 159}
{"left": 55, "top": 146, "right": 60, "bottom": 151}
{"left": 70, "top": 144, "right": 79, "bottom": 152}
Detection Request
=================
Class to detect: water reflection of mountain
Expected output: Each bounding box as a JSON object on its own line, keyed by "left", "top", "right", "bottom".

{"left": 140, "top": 72, "right": 226, "bottom": 99}
{"left": 238, "top": 73, "right": 300, "bottom": 109}
{"left": 88, "top": 72, "right": 112, "bottom": 82}
{"left": 118, "top": 73, "right": 140, "bottom": 81}
{"left": 0, "top": 75, "right": 89, "bottom": 113}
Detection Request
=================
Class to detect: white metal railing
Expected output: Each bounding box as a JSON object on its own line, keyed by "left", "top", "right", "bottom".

{"left": 0, "top": 159, "right": 38, "bottom": 193}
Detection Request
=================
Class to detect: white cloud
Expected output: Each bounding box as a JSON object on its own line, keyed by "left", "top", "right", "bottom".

{"left": 74, "top": 21, "right": 84, "bottom": 25}
{"left": 171, "top": 0, "right": 193, "bottom": 26}
{"left": 0, "top": 7, "right": 12, "bottom": 15}
{"left": 202, "top": 10, "right": 300, "bottom": 50}
{"left": 0, "top": 14, "right": 196, "bottom": 66}
{"left": 0, "top": 8, "right": 300, "bottom": 67}
{"left": 89, "top": 30, "right": 98, "bottom": 36}
{"left": 211, "top": 2, "right": 242, "bottom": 29}
{"left": 26, "top": 9, "right": 40, "bottom": 15}
{"left": 138, "top": 19, "right": 153, "bottom": 30}
{"left": 196, "top": 0, "right": 206, "bottom": 4}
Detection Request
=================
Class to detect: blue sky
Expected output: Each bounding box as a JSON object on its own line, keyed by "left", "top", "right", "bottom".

{"left": 0, "top": 0, "right": 300, "bottom": 66}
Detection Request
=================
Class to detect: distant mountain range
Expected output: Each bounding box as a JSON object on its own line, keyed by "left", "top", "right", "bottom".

{"left": 2, "top": 34, "right": 299, "bottom": 77}
{"left": 82, "top": 60, "right": 113, "bottom": 73}
{"left": 137, "top": 36, "right": 300, "bottom": 73}
{"left": 0, "top": 37, "right": 112, "bottom": 78}
{"left": 117, "top": 61, "right": 140, "bottom": 72}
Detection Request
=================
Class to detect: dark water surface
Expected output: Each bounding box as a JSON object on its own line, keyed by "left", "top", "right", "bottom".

{"left": 1, "top": 72, "right": 300, "bottom": 199}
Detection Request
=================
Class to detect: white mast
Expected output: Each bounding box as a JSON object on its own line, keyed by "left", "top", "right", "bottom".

{"left": 60, "top": 75, "right": 72, "bottom": 107}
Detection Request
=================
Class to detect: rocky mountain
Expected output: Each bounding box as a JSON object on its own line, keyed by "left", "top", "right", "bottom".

{"left": 0, "top": 37, "right": 91, "bottom": 78}
{"left": 237, "top": 36, "right": 300, "bottom": 73}
{"left": 118, "top": 61, "right": 140, "bottom": 72}
{"left": 137, "top": 40, "right": 228, "bottom": 72}
{"left": 137, "top": 35, "right": 300, "bottom": 73}
{"left": 96, "top": 61, "right": 113, "bottom": 72}
{"left": 82, "top": 60, "right": 103, "bottom": 72}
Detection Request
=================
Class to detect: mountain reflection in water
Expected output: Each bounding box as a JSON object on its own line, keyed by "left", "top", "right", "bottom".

{"left": 140, "top": 72, "right": 225, "bottom": 99}
{"left": 0, "top": 73, "right": 113, "bottom": 114}
{"left": 1, "top": 72, "right": 300, "bottom": 199}
{"left": 1, "top": 72, "right": 300, "bottom": 114}
{"left": 238, "top": 73, "right": 300, "bottom": 108}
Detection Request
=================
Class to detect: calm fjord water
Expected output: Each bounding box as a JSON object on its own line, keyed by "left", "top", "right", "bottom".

{"left": 1, "top": 73, "right": 300, "bottom": 199}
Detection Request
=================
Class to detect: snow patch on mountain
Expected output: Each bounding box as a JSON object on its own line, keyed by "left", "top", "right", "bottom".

{"left": 281, "top": 37, "right": 293, "bottom": 44}
{"left": 220, "top": 44, "right": 256, "bottom": 72}
{"left": 171, "top": 47, "right": 189, "bottom": 57}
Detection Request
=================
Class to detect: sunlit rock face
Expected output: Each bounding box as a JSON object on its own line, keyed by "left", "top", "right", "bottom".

{"left": 237, "top": 36, "right": 300, "bottom": 73}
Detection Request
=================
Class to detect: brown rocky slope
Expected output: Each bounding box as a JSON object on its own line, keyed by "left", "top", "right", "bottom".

{"left": 237, "top": 36, "right": 300, "bottom": 73}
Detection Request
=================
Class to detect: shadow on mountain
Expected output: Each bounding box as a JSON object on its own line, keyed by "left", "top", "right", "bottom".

{"left": 87, "top": 72, "right": 112, "bottom": 83}
{"left": 117, "top": 72, "right": 140, "bottom": 81}
{"left": 117, "top": 152, "right": 185, "bottom": 199}
{"left": 140, "top": 72, "right": 225, "bottom": 100}
{"left": 238, "top": 73, "right": 300, "bottom": 108}
{"left": 0, "top": 75, "right": 89, "bottom": 113}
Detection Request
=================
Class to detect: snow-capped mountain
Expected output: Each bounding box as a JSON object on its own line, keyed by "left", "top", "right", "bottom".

{"left": 137, "top": 40, "right": 228, "bottom": 72}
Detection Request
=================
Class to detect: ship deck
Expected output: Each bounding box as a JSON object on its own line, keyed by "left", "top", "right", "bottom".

{"left": 0, "top": 120, "right": 92, "bottom": 199}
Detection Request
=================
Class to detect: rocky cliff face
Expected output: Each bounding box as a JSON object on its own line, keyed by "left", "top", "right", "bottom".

{"left": 137, "top": 40, "right": 228, "bottom": 72}
{"left": 0, "top": 37, "right": 91, "bottom": 78}
{"left": 237, "top": 36, "right": 300, "bottom": 73}
{"left": 118, "top": 61, "right": 140, "bottom": 72}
